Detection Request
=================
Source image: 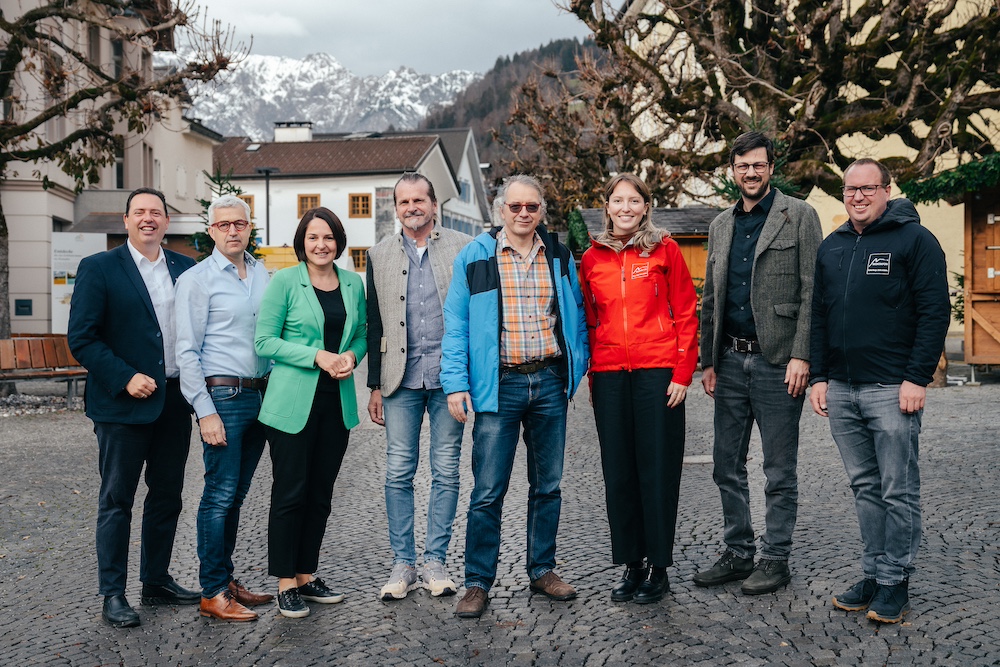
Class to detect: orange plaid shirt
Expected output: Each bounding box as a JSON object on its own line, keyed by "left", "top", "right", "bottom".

{"left": 496, "top": 228, "right": 560, "bottom": 365}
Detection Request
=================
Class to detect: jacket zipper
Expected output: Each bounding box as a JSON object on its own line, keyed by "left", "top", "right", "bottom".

{"left": 619, "top": 250, "right": 632, "bottom": 370}
{"left": 843, "top": 234, "right": 862, "bottom": 382}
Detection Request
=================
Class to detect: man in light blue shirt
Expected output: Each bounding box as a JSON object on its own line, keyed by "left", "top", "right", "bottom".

{"left": 176, "top": 195, "right": 273, "bottom": 622}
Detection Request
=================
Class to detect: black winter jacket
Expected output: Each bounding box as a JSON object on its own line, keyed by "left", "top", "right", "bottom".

{"left": 809, "top": 199, "right": 950, "bottom": 387}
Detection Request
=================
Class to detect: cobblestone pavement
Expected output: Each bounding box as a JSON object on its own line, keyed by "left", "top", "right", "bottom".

{"left": 1, "top": 367, "right": 998, "bottom": 666}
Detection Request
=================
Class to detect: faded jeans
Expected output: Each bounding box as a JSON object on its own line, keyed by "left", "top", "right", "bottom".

{"left": 827, "top": 380, "right": 921, "bottom": 585}
{"left": 383, "top": 387, "right": 464, "bottom": 566}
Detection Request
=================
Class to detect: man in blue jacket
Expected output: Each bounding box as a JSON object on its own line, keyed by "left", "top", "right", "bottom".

{"left": 442, "top": 174, "right": 588, "bottom": 619}
{"left": 68, "top": 188, "right": 199, "bottom": 628}
{"left": 809, "top": 159, "right": 950, "bottom": 624}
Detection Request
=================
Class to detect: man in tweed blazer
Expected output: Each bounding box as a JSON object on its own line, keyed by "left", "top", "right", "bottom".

{"left": 695, "top": 132, "right": 823, "bottom": 595}
{"left": 366, "top": 173, "right": 472, "bottom": 601}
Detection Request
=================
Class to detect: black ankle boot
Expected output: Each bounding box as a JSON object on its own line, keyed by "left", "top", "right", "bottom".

{"left": 611, "top": 561, "right": 648, "bottom": 602}
{"left": 634, "top": 566, "right": 669, "bottom": 604}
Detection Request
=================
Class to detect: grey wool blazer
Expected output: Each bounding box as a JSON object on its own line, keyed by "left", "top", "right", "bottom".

{"left": 700, "top": 188, "right": 823, "bottom": 369}
{"left": 366, "top": 225, "right": 472, "bottom": 396}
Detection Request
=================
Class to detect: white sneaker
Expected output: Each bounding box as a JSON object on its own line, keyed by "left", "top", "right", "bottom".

{"left": 380, "top": 563, "right": 418, "bottom": 601}
{"left": 421, "top": 561, "right": 457, "bottom": 597}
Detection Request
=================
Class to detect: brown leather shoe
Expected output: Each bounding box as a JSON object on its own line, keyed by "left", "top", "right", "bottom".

{"left": 228, "top": 579, "right": 274, "bottom": 606}
{"left": 199, "top": 590, "right": 258, "bottom": 622}
{"left": 455, "top": 587, "right": 489, "bottom": 618}
{"left": 529, "top": 571, "right": 577, "bottom": 601}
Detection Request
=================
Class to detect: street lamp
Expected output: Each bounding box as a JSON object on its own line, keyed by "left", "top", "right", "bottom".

{"left": 255, "top": 166, "right": 279, "bottom": 245}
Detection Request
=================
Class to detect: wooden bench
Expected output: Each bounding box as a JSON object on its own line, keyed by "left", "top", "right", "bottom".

{"left": 0, "top": 335, "right": 88, "bottom": 407}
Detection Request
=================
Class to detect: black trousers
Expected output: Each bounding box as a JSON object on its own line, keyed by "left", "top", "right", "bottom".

{"left": 266, "top": 390, "right": 349, "bottom": 578}
{"left": 592, "top": 368, "right": 685, "bottom": 566}
{"left": 94, "top": 380, "right": 193, "bottom": 595}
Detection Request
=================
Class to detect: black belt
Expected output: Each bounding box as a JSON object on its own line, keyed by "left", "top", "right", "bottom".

{"left": 725, "top": 335, "right": 762, "bottom": 354}
{"left": 503, "top": 357, "right": 559, "bottom": 374}
{"left": 205, "top": 376, "right": 268, "bottom": 391}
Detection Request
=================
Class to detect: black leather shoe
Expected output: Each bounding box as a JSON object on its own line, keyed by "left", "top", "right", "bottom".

{"left": 633, "top": 567, "right": 669, "bottom": 604}
{"left": 102, "top": 594, "right": 140, "bottom": 628}
{"left": 611, "top": 562, "right": 648, "bottom": 602}
{"left": 693, "top": 551, "right": 754, "bottom": 587}
{"left": 141, "top": 579, "right": 201, "bottom": 605}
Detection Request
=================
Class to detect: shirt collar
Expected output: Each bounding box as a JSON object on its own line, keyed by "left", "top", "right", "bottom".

{"left": 208, "top": 246, "right": 256, "bottom": 271}
{"left": 126, "top": 238, "right": 164, "bottom": 267}
{"left": 497, "top": 227, "right": 544, "bottom": 254}
{"left": 734, "top": 186, "right": 777, "bottom": 218}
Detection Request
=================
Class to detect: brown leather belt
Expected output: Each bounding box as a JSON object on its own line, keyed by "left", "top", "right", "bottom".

{"left": 502, "top": 357, "right": 559, "bottom": 374}
{"left": 205, "top": 376, "right": 268, "bottom": 391}
{"left": 726, "top": 335, "right": 762, "bottom": 354}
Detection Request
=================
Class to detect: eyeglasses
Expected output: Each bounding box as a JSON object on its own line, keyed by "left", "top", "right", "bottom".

{"left": 733, "top": 162, "right": 771, "bottom": 174}
{"left": 210, "top": 220, "right": 250, "bottom": 232}
{"left": 507, "top": 203, "right": 541, "bottom": 214}
{"left": 841, "top": 184, "right": 885, "bottom": 198}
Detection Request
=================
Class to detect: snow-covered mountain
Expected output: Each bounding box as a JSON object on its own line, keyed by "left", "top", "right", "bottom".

{"left": 171, "top": 52, "right": 480, "bottom": 140}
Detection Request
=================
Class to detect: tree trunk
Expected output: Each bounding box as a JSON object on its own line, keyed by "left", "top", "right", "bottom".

{"left": 0, "top": 192, "right": 16, "bottom": 397}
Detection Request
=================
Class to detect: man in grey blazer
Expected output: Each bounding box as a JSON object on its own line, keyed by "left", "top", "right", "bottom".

{"left": 694, "top": 132, "right": 823, "bottom": 595}
{"left": 366, "top": 173, "right": 472, "bottom": 601}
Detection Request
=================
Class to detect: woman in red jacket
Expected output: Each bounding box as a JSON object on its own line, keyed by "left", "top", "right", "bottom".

{"left": 581, "top": 173, "right": 699, "bottom": 604}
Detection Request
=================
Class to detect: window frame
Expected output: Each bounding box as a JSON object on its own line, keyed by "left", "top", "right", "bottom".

{"left": 349, "top": 247, "right": 369, "bottom": 272}
{"left": 297, "top": 194, "right": 320, "bottom": 218}
{"left": 348, "top": 193, "right": 371, "bottom": 218}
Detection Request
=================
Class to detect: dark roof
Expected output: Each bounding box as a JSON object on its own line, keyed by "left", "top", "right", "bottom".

{"left": 580, "top": 206, "right": 719, "bottom": 237}
{"left": 184, "top": 117, "right": 224, "bottom": 142}
{"left": 214, "top": 135, "right": 441, "bottom": 178}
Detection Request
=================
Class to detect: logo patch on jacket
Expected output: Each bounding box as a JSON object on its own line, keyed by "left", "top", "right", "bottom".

{"left": 631, "top": 263, "right": 649, "bottom": 279}
{"left": 866, "top": 253, "right": 891, "bottom": 275}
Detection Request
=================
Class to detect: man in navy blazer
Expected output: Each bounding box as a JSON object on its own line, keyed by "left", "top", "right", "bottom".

{"left": 68, "top": 187, "right": 199, "bottom": 628}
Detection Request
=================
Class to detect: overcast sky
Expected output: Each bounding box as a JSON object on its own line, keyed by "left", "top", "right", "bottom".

{"left": 196, "top": 0, "right": 593, "bottom": 76}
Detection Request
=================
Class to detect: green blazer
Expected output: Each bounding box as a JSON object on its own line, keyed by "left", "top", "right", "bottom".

{"left": 255, "top": 262, "right": 367, "bottom": 433}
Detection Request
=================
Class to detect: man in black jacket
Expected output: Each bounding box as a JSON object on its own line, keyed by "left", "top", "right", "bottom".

{"left": 809, "top": 159, "right": 950, "bottom": 624}
{"left": 68, "top": 188, "right": 199, "bottom": 628}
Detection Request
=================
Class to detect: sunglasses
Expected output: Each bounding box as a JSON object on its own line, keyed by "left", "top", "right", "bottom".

{"left": 210, "top": 220, "right": 250, "bottom": 232}
{"left": 507, "top": 203, "right": 541, "bottom": 214}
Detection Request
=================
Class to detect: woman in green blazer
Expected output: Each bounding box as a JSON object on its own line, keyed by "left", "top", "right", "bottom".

{"left": 255, "top": 207, "right": 367, "bottom": 619}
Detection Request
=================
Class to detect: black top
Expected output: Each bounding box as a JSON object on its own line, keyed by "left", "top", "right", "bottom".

{"left": 724, "top": 187, "right": 776, "bottom": 339}
{"left": 810, "top": 198, "right": 950, "bottom": 386}
{"left": 314, "top": 285, "right": 347, "bottom": 393}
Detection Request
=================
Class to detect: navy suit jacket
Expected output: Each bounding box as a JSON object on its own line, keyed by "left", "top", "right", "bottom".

{"left": 68, "top": 243, "right": 196, "bottom": 424}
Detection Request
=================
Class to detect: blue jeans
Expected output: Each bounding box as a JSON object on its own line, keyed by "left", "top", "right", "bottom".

{"left": 712, "top": 348, "right": 803, "bottom": 560}
{"left": 197, "top": 386, "right": 266, "bottom": 598}
{"left": 464, "top": 365, "right": 568, "bottom": 591}
{"left": 383, "top": 387, "right": 465, "bottom": 566}
{"left": 827, "top": 380, "right": 921, "bottom": 585}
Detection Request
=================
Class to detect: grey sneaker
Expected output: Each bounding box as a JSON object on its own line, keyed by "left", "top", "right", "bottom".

{"left": 421, "top": 561, "right": 457, "bottom": 597}
{"left": 380, "top": 563, "right": 419, "bottom": 601}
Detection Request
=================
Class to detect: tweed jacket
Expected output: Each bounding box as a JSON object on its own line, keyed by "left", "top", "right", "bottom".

{"left": 255, "top": 262, "right": 367, "bottom": 433}
{"left": 365, "top": 225, "right": 472, "bottom": 396}
{"left": 700, "top": 188, "right": 823, "bottom": 368}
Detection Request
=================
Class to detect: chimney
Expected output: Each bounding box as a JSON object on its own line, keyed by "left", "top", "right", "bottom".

{"left": 274, "top": 121, "right": 313, "bottom": 143}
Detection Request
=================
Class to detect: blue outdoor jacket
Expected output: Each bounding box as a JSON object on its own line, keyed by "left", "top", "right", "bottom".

{"left": 441, "top": 225, "right": 589, "bottom": 413}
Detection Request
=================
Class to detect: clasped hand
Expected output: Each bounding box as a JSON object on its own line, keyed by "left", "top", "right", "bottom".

{"left": 315, "top": 350, "right": 355, "bottom": 379}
